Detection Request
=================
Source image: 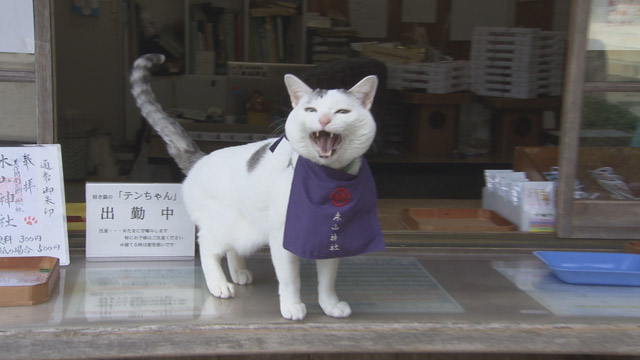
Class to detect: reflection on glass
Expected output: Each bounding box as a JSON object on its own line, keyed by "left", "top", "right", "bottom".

{"left": 577, "top": 91, "right": 640, "bottom": 200}
{"left": 0, "top": 268, "right": 65, "bottom": 328}
{"left": 581, "top": 92, "right": 640, "bottom": 146}
{"left": 84, "top": 261, "right": 198, "bottom": 322}
{"left": 586, "top": 0, "right": 640, "bottom": 82}
{"left": 492, "top": 260, "right": 640, "bottom": 317}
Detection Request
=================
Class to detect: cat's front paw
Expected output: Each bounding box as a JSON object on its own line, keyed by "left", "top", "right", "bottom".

{"left": 320, "top": 301, "right": 352, "bottom": 318}
{"left": 230, "top": 269, "right": 253, "bottom": 285}
{"left": 208, "top": 282, "right": 235, "bottom": 299}
{"left": 280, "top": 302, "right": 307, "bottom": 321}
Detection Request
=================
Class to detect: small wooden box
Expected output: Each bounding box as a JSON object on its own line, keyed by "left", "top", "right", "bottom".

{"left": 401, "top": 91, "right": 476, "bottom": 157}
{"left": 409, "top": 105, "right": 458, "bottom": 156}
{"left": 491, "top": 110, "right": 543, "bottom": 156}
{"left": 0, "top": 256, "right": 60, "bottom": 306}
{"left": 483, "top": 96, "right": 561, "bottom": 157}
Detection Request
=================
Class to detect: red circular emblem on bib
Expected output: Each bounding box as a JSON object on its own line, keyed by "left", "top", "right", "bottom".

{"left": 329, "top": 187, "right": 351, "bottom": 207}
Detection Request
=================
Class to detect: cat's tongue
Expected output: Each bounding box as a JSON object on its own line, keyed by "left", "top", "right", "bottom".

{"left": 314, "top": 131, "right": 340, "bottom": 158}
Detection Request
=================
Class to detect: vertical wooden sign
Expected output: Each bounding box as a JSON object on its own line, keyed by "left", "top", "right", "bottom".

{"left": 0, "top": 145, "right": 70, "bottom": 265}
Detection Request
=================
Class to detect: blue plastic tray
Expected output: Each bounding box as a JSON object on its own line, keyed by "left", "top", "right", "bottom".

{"left": 534, "top": 251, "right": 640, "bottom": 286}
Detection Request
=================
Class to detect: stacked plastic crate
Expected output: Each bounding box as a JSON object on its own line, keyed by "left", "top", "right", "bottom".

{"left": 470, "top": 27, "right": 565, "bottom": 99}
{"left": 536, "top": 31, "right": 566, "bottom": 97}
{"left": 387, "top": 60, "right": 469, "bottom": 94}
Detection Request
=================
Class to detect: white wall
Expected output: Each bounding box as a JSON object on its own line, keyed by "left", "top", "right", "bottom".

{"left": 0, "top": 1, "right": 36, "bottom": 143}
{"left": 0, "top": 1, "right": 35, "bottom": 53}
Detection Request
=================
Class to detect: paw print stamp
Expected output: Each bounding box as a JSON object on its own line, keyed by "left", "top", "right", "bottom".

{"left": 24, "top": 216, "right": 38, "bottom": 225}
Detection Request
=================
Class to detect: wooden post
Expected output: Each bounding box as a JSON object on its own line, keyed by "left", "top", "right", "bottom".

{"left": 556, "top": 0, "right": 589, "bottom": 238}
{"left": 34, "top": 0, "right": 56, "bottom": 144}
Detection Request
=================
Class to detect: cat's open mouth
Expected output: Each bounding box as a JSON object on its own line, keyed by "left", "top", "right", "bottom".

{"left": 311, "top": 131, "right": 342, "bottom": 159}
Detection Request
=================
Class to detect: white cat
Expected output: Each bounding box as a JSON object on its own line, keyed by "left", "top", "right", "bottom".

{"left": 130, "top": 54, "right": 380, "bottom": 320}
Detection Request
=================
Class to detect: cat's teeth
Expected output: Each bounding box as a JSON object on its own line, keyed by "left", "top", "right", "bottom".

{"left": 330, "top": 133, "right": 334, "bottom": 138}
{"left": 315, "top": 132, "right": 320, "bottom": 138}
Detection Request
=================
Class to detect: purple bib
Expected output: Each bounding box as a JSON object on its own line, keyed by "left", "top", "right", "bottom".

{"left": 283, "top": 155, "right": 385, "bottom": 259}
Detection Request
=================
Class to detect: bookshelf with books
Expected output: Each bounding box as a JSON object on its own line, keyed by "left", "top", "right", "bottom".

{"left": 127, "top": 0, "right": 309, "bottom": 134}
{"left": 186, "top": 0, "right": 246, "bottom": 75}
{"left": 185, "top": 0, "right": 306, "bottom": 75}
{"left": 247, "top": 0, "right": 306, "bottom": 63}
{"left": 304, "top": 9, "right": 358, "bottom": 65}
{"left": 307, "top": 27, "right": 358, "bottom": 64}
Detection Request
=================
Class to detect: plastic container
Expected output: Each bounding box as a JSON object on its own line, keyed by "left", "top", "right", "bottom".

{"left": 534, "top": 251, "right": 640, "bottom": 286}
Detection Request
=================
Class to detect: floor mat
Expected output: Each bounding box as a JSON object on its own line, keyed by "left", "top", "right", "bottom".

{"left": 301, "top": 256, "right": 464, "bottom": 313}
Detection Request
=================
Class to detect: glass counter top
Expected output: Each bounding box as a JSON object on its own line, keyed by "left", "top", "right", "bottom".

{"left": 1, "top": 249, "right": 640, "bottom": 359}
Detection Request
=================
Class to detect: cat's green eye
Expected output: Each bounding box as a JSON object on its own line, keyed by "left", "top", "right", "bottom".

{"left": 305, "top": 107, "right": 317, "bottom": 113}
{"left": 335, "top": 109, "right": 351, "bottom": 114}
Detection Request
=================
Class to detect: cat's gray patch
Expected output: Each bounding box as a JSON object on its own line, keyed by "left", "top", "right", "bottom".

{"left": 311, "top": 89, "right": 328, "bottom": 99}
{"left": 247, "top": 143, "right": 270, "bottom": 172}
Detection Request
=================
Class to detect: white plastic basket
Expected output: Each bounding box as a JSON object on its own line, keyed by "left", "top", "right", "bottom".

{"left": 470, "top": 27, "right": 566, "bottom": 98}
{"left": 387, "top": 61, "right": 470, "bottom": 93}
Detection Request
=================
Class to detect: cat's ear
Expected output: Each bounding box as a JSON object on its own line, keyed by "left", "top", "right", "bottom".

{"left": 284, "top": 74, "right": 312, "bottom": 107}
{"left": 347, "top": 75, "right": 378, "bottom": 110}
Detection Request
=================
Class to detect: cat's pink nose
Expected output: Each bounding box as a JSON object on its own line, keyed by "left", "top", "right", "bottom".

{"left": 319, "top": 114, "right": 331, "bottom": 128}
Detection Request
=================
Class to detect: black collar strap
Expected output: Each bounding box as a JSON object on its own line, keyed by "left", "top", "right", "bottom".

{"left": 269, "top": 134, "right": 287, "bottom": 153}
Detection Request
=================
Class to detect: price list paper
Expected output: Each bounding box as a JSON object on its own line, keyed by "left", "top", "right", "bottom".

{"left": 85, "top": 183, "right": 195, "bottom": 260}
{"left": 0, "top": 145, "right": 70, "bottom": 265}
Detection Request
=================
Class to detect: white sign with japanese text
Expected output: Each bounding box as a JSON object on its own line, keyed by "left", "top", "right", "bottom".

{"left": 0, "top": 144, "right": 70, "bottom": 265}
{"left": 85, "top": 183, "right": 195, "bottom": 260}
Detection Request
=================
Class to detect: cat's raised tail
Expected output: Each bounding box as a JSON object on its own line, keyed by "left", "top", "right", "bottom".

{"left": 130, "top": 54, "right": 204, "bottom": 174}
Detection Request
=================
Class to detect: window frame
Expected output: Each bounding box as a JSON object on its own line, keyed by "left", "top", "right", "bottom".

{"left": 556, "top": 0, "right": 640, "bottom": 239}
